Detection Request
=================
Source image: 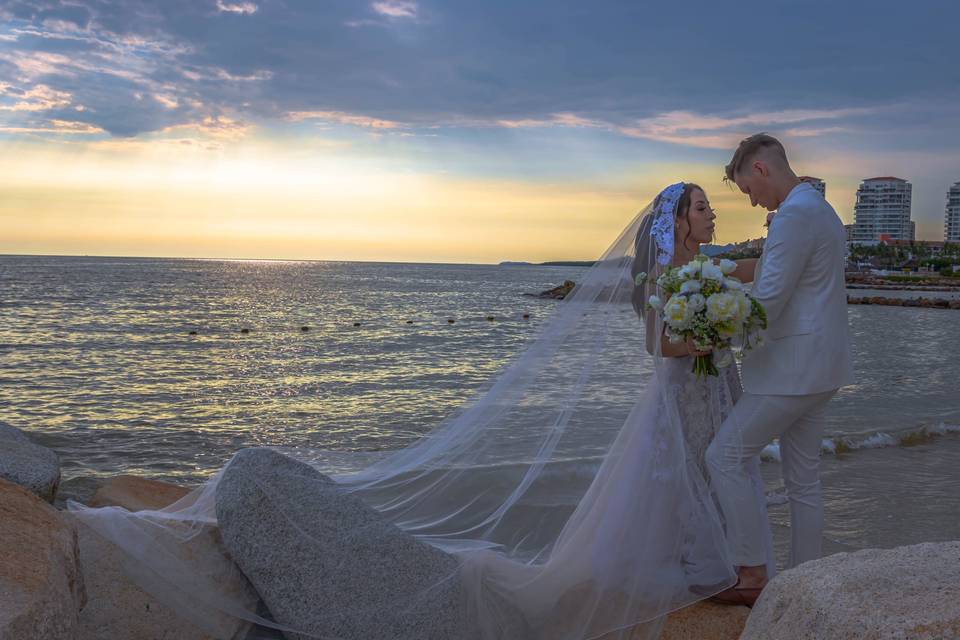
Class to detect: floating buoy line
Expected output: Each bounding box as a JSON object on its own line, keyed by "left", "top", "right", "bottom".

{"left": 185, "top": 313, "right": 534, "bottom": 336}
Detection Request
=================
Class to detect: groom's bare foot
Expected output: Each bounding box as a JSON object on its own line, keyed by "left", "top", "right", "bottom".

{"left": 736, "top": 564, "right": 768, "bottom": 590}
{"left": 708, "top": 565, "right": 768, "bottom": 607}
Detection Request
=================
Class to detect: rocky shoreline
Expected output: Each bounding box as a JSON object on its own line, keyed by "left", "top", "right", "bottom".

{"left": 846, "top": 274, "right": 960, "bottom": 290}
{"left": 847, "top": 295, "right": 960, "bottom": 309}
{"left": 3, "top": 425, "right": 959, "bottom": 639}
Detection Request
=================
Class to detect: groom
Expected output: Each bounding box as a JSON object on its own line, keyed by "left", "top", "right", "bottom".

{"left": 706, "top": 134, "right": 854, "bottom": 606}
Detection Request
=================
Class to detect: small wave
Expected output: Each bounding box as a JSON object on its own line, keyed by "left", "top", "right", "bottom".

{"left": 760, "top": 422, "right": 960, "bottom": 462}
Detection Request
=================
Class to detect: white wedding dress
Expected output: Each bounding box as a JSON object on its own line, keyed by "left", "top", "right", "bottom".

{"left": 71, "top": 184, "right": 774, "bottom": 640}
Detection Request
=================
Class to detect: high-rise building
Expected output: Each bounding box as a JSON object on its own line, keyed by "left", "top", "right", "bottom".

{"left": 799, "top": 176, "right": 826, "bottom": 197}
{"left": 946, "top": 181, "right": 960, "bottom": 243}
{"left": 851, "top": 177, "right": 914, "bottom": 243}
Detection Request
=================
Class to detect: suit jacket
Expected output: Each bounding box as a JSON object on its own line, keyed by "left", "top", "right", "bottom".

{"left": 742, "top": 182, "right": 855, "bottom": 396}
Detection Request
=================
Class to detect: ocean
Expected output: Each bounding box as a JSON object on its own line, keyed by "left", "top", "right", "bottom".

{"left": 2, "top": 255, "right": 959, "bottom": 565}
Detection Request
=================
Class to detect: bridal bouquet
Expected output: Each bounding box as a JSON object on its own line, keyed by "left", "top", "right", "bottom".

{"left": 638, "top": 255, "right": 767, "bottom": 377}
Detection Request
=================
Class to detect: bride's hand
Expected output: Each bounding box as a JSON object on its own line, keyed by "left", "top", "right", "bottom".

{"left": 686, "top": 337, "right": 712, "bottom": 358}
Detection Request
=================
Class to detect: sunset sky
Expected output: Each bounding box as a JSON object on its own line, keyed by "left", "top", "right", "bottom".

{"left": 2, "top": 0, "right": 959, "bottom": 263}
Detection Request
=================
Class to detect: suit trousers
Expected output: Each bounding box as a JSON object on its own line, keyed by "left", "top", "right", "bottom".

{"left": 706, "top": 388, "right": 837, "bottom": 569}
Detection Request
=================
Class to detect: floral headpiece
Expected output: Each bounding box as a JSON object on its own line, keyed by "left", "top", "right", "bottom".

{"left": 650, "top": 182, "right": 685, "bottom": 266}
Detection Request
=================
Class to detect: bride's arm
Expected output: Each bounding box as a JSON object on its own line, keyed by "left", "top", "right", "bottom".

{"left": 733, "top": 259, "right": 759, "bottom": 283}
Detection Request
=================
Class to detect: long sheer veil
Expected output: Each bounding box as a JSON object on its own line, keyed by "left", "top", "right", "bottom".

{"left": 70, "top": 184, "right": 771, "bottom": 639}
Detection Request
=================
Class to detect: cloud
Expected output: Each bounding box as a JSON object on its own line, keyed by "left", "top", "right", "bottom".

{"left": 496, "top": 113, "right": 603, "bottom": 129}
{"left": 163, "top": 115, "right": 250, "bottom": 139}
{"left": 371, "top": 1, "right": 417, "bottom": 19}
{"left": 0, "top": 0, "right": 956, "bottom": 145}
{"left": 216, "top": 1, "right": 258, "bottom": 15}
{"left": 612, "top": 108, "right": 873, "bottom": 148}
{"left": 287, "top": 110, "right": 404, "bottom": 129}
{"left": 0, "top": 119, "right": 103, "bottom": 134}
{"left": 0, "top": 83, "right": 73, "bottom": 111}
{"left": 153, "top": 93, "right": 178, "bottom": 109}
{"left": 488, "top": 108, "right": 870, "bottom": 149}
{"left": 782, "top": 126, "right": 851, "bottom": 138}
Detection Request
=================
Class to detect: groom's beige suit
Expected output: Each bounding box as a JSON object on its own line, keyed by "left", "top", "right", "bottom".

{"left": 706, "top": 181, "right": 854, "bottom": 569}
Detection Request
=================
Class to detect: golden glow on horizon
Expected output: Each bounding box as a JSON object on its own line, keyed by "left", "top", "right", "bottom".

{"left": 0, "top": 137, "right": 840, "bottom": 263}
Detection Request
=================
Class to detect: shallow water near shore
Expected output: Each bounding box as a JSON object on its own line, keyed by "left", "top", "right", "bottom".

{"left": 2, "top": 256, "right": 959, "bottom": 565}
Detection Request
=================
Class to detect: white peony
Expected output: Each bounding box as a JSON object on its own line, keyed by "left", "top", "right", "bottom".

{"left": 648, "top": 294, "right": 663, "bottom": 310}
{"left": 687, "top": 293, "right": 706, "bottom": 312}
{"left": 701, "top": 261, "right": 724, "bottom": 282}
{"left": 634, "top": 272, "right": 647, "bottom": 286}
{"left": 706, "top": 292, "right": 738, "bottom": 323}
{"left": 725, "top": 278, "right": 744, "bottom": 291}
{"left": 720, "top": 259, "right": 738, "bottom": 276}
{"left": 663, "top": 295, "right": 692, "bottom": 329}
{"left": 679, "top": 261, "right": 702, "bottom": 279}
{"left": 680, "top": 279, "right": 702, "bottom": 294}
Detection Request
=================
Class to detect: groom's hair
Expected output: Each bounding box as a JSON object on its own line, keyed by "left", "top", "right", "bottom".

{"left": 724, "top": 133, "right": 789, "bottom": 182}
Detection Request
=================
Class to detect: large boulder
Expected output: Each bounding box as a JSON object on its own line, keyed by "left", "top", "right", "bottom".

{"left": 87, "top": 475, "right": 192, "bottom": 511}
{"left": 741, "top": 541, "right": 960, "bottom": 639}
{"left": 215, "top": 447, "right": 525, "bottom": 640}
{"left": 0, "top": 423, "right": 61, "bottom": 502}
{"left": 0, "top": 478, "right": 86, "bottom": 639}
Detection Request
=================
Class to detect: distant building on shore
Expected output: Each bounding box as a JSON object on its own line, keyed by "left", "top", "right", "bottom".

{"left": 844, "top": 224, "right": 855, "bottom": 242}
{"left": 851, "top": 177, "right": 914, "bottom": 243}
{"left": 799, "top": 176, "right": 826, "bottom": 197}
{"left": 946, "top": 181, "right": 960, "bottom": 243}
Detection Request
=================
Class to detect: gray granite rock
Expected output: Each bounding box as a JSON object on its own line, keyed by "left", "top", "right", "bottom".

{"left": 0, "top": 423, "right": 61, "bottom": 502}
{"left": 741, "top": 541, "right": 960, "bottom": 640}
{"left": 216, "top": 447, "right": 524, "bottom": 640}
{"left": 0, "top": 478, "right": 86, "bottom": 640}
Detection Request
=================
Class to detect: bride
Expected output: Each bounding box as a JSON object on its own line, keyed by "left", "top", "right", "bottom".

{"left": 71, "top": 183, "right": 774, "bottom": 640}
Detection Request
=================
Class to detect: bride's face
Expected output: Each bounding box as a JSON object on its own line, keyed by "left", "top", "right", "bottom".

{"left": 677, "top": 188, "right": 716, "bottom": 250}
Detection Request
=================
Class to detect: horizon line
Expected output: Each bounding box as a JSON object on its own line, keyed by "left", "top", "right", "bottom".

{"left": 0, "top": 251, "right": 596, "bottom": 266}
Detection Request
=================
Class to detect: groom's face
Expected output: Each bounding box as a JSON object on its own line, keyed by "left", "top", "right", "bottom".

{"left": 734, "top": 164, "right": 777, "bottom": 212}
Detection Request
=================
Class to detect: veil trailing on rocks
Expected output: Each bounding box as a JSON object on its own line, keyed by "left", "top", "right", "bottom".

{"left": 70, "top": 184, "right": 773, "bottom": 640}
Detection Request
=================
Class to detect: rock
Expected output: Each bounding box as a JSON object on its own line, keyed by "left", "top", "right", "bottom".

{"left": 0, "top": 478, "right": 85, "bottom": 639}
{"left": 741, "top": 541, "right": 960, "bottom": 640}
{"left": 215, "top": 447, "right": 525, "bottom": 640}
{"left": 0, "top": 423, "right": 61, "bottom": 502}
{"left": 69, "top": 514, "right": 253, "bottom": 640}
{"left": 659, "top": 601, "right": 749, "bottom": 639}
{"left": 54, "top": 476, "right": 106, "bottom": 510}
{"left": 524, "top": 280, "right": 577, "bottom": 300}
{"left": 87, "top": 475, "right": 192, "bottom": 511}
